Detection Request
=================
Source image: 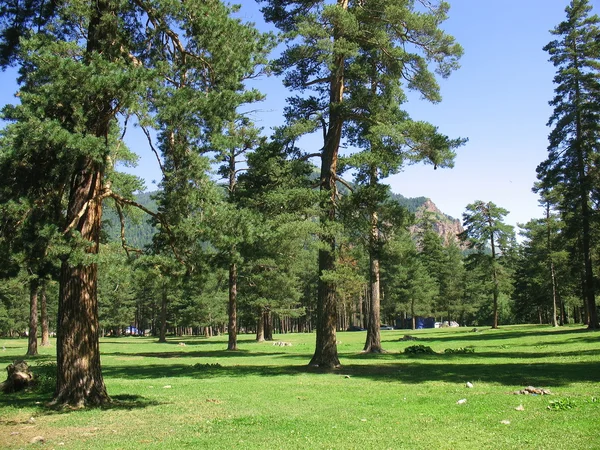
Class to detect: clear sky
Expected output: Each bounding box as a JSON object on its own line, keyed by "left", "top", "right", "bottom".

{"left": 0, "top": 0, "right": 597, "bottom": 229}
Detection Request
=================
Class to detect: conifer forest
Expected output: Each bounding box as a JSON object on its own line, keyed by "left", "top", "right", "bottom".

{"left": 0, "top": 0, "right": 599, "bottom": 408}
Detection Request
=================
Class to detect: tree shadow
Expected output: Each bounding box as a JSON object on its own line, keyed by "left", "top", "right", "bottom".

{"left": 103, "top": 349, "right": 298, "bottom": 359}
{"left": 345, "top": 348, "right": 600, "bottom": 360}
{"left": 0, "top": 391, "right": 161, "bottom": 416}
{"left": 393, "top": 327, "right": 590, "bottom": 343}
{"left": 100, "top": 356, "right": 600, "bottom": 388}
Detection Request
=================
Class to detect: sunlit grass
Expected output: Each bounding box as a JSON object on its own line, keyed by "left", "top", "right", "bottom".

{"left": 1, "top": 325, "right": 599, "bottom": 449}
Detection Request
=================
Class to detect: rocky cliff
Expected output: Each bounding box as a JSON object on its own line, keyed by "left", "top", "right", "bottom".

{"left": 411, "top": 198, "right": 464, "bottom": 246}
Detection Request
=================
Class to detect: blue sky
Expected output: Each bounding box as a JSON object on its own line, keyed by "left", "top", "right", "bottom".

{"left": 0, "top": 0, "right": 596, "bottom": 229}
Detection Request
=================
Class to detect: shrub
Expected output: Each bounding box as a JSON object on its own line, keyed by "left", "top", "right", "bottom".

{"left": 404, "top": 345, "right": 436, "bottom": 355}
{"left": 444, "top": 347, "right": 475, "bottom": 354}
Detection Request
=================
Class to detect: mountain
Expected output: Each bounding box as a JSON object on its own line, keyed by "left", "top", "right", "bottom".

{"left": 388, "top": 192, "right": 463, "bottom": 245}
{"left": 102, "top": 190, "right": 463, "bottom": 249}
{"left": 412, "top": 198, "right": 464, "bottom": 246}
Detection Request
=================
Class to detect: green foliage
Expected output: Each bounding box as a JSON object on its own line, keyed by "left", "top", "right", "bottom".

{"left": 535, "top": 0, "right": 600, "bottom": 329}
{"left": 444, "top": 347, "right": 475, "bottom": 354}
{"left": 33, "top": 360, "right": 57, "bottom": 394}
{"left": 404, "top": 344, "right": 436, "bottom": 355}
{"left": 548, "top": 398, "right": 577, "bottom": 411}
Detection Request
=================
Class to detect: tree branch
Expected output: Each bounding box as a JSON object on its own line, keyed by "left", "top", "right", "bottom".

{"left": 335, "top": 176, "right": 354, "bottom": 193}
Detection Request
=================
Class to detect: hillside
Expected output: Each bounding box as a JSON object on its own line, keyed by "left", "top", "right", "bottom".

{"left": 102, "top": 191, "right": 463, "bottom": 249}
{"left": 410, "top": 198, "right": 464, "bottom": 246}
{"left": 102, "top": 192, "right": 157, "bottom": 249}
{"left": 389, "top": 192, "right": 463, "bottom": 245}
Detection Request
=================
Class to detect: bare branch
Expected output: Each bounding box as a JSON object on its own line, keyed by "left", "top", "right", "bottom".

{"left": 299, "top": 152, "right": 322, "bottom": 161}
{"left": 114, "top": 200, "right": 143, "bottom": 257}
{"left": 138, "top": 121, "right": 166, "bottom": 175}
{"left": 303, "top": 76, "right": 330, "bottom": 88}
{"left": 335, "top": 176, "right": 354, "bottom": 193}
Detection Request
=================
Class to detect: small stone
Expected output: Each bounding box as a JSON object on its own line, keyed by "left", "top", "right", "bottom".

{"left": 500, "top": 420, "right": 511, "bottom": 425}
{"left": 344, "top": 375, "right": 351, "bottom": 379}
{"left": 456, "top": 398, "right": 467, "bottom": 405}
{"left": 30, "top": 436, "right": 45, "bottom": 444}
{"left": 515, "top": 404, "right": 525, "bottom": 411}
{"left": 466, "top": 382, "right": 474, "bottom": 388}
{"left": 27, "top": 416, "right": 36, "bottom": 423}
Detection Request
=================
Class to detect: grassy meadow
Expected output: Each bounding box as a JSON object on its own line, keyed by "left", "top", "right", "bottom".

{"left": 0, "top": 325, "right": 599, "bottom": 449}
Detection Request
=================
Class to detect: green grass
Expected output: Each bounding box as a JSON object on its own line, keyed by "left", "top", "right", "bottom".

{"left": 1, "top": 325, "right": 599, "bottom": 449}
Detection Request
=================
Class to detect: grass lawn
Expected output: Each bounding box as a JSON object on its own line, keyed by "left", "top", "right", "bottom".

{"left": 0, "top": 324, "right": 599, "bottom": 449}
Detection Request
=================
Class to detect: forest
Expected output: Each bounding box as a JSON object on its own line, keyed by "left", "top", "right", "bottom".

{"left": 0, "top": 0, "right": 599, "bottom": 409}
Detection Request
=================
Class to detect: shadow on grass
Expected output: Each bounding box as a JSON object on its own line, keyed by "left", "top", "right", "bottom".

{"left": 100, "top": 356, "right": 600, "bottom": 387}
{"left": 392, "top": 327, "right": 591, "bottom": 343}
{"left": 100, "top": 394, "right": 161, "bottom": 411}
{"left": 103, "top": 349, "right": 297, "bottom": 359}
{"left": 348, "top": 348, "right": 600, "bottom": 360}
{"left": 101, "top": 337, "right": 220, "bottom": 346}
{"left": 0, "top": 391, "right": 161, "bottom": 417}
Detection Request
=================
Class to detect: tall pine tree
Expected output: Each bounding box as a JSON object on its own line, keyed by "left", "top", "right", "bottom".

{"left": 536, "top": 0, "right": 600, "bottom": 329}
{"left": 259, "top": 0, "right": 462, "bottom": 367}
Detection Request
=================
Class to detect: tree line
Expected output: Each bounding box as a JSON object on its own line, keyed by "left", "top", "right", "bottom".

{"left": 0, "top": 0, "right": 598, "bottom": 408}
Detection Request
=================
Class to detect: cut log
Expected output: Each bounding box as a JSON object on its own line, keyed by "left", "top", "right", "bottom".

{"left": 1, "top": 360, "right": 34, "bottom": 393}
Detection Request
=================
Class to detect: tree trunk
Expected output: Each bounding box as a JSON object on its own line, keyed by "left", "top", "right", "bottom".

{"left": 54, "top": 159, "right": 109, "bottom": 407}
{"left": 227, "top": 262, "right": 238, "bottom": 350}
{"left": 264, "top": 310, "right": 273, "bottom": 341}
{"left": 40, "top": 281, "right": 50, "bottom": 346}
{"left": 490, "top": 224, "right": 499, "bottom": 329}
{"left": 550, "top": 261, "right": 559, "bottom": 327}
{"left": 26, "top": 278, "right": 39, "bottom": 356}
{"left": 256, "top": 309, "right": 265, "bottom": 342}
{"left": 158, "top": 282, "right": 168, "bottom": 343}
{"left": 364, "top": 209, "right": 383, "bottom": 353}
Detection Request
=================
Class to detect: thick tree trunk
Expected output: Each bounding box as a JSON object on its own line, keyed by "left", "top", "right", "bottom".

{"left": 256, "top": 309, "right": 265, "bottom": 342}
{"left": 264, "top": 310, "right": 273, "bottom": 341}
{"left": 26, "top": 278, "right": 39, "bottom": 356}
{"left": 40, "top": 281, "right": 50, "bottom": 346}
{"left": 54, "top": 160, "right": 109, "bottom": 407}
{"left": 364, "top": 210, "right": 383, "bottom": 353}
{"left": 227, "top": 262, "right": 238, "bottom": 350}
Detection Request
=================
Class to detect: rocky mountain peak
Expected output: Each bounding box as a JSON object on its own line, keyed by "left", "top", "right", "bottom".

{"left": 412, "top": 198, "right": 464, "bottom": 246}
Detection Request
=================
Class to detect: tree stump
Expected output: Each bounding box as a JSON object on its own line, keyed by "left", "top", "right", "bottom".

{"left": 1, "top": 360, "right": 34, "bottom": 393}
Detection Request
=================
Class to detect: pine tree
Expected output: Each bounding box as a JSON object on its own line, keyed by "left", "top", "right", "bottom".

{"left": 259, "top": 0, "right": 463, "bottom": 367}
{"left": 536, "top": 0, "right": 600, "bottom": 329}
{"left": 0, "top": 0, "right": 270, "bottom": 407}
{"left": 460, "top": 201, "right": 515, "bottom": 329}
